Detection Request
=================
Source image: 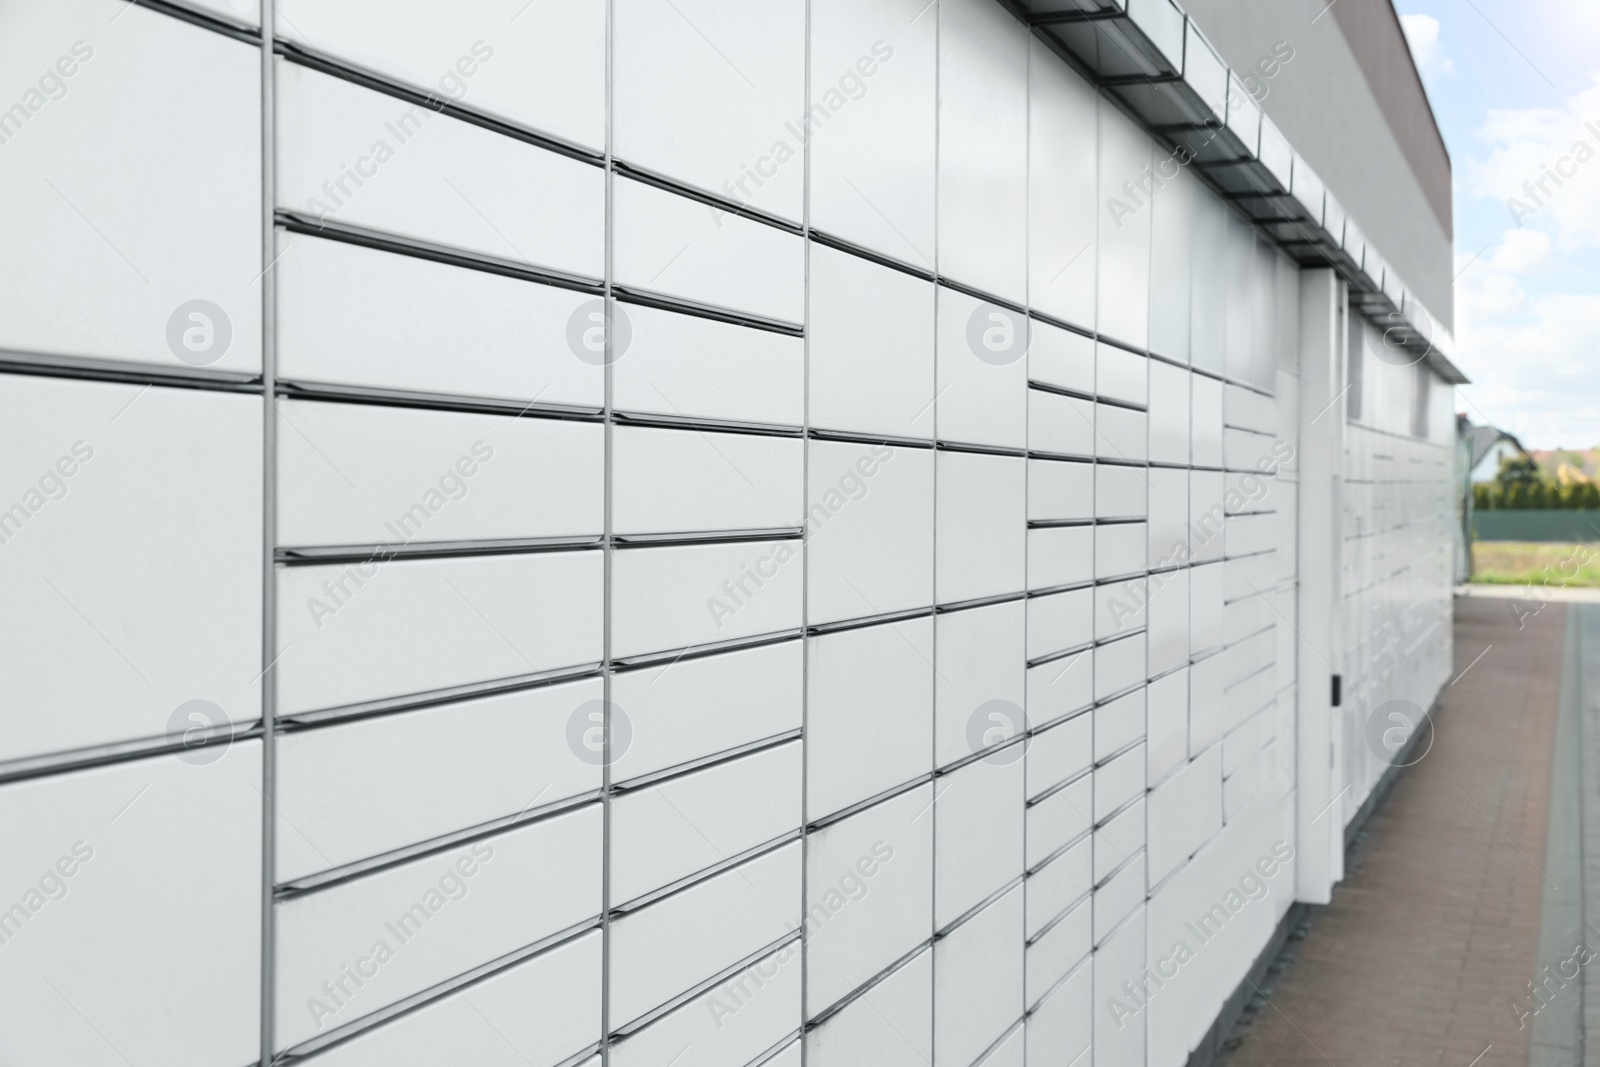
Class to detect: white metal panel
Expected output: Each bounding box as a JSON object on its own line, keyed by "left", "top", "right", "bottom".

{"left": 612, "top": 426, "right": 802, "bottom": 535}
{"left": 935, "top": 451, "right": 1027, "bottom": 602}
{"left": 274, "top": 805, "right": 602, "bottom": 1050}
{"left": 609, "top": 640, "right": 803, "bottom": 782}
{"left": 933, "top": 886, "right": 1024, "bottom": 1067}
{"left": 0, "top": 748, "right": 262, "bottom": 1067}
{"left": 808, "top": 619, "right": 935, "bottom": 817}
{"left": 804, "top": 786, "right": 934, "bottom": 1011}
{"left": 275, "top": 677, "right": 603, "bottom": 881}
{"left": 935, "top": 601, "right": 1027, "bottom": 768}
{"left": 610, "top": 742, "right": 801, "bottom": 903}
{"left": 808, "top": 0, "right": 937, "bottom": 267}
{"left": 613, "top": 176, "right": 804, "bottom": 322}
{"left": 0, "top": 377, "right": 261, "bottom": 760}
{"left": 1097, "top": 100, "right": 1153, "bottom": 351}
{"left": 937, "top": 0, "right": 1028, "bottom": 303}
{"left": 809, "top": 243, "right": 936, "bottom": 438}
{"left": 276, "top": 61, "right": 604, "bottom": 278}
{"left": 611, "top": 540, "right": 802, "bottom": 657}
{"left": 277, "top": 234, "right": 603, "bottom": 407}
{"left": 1028, "top": 37, "right": 1098, "bottom": 328}
{"left": 807, "top": 947, "right": 932, "bottom": 1065}
{"left": 274, "top": 0, "right": 606, "bottom": 149}
{"left": 613, "top": 304, "right": 805, "bottom": 426}
{"left": 807, "top": 441, "right": 934, "bottom": 624}
{"left": 0, "top": 2, "right": 262, "bottom": 373}
{"left": 610, "top": 842, "right": 800, "bottom": 1026}
{"left": 277, "top": 551, "right": 602, "bottom": 712}
{"left": 937, "top": 287, "right": 1029, "bottom": 448}
{"left": 299, "top": 931, "right": 602, "bottom": 1067}
{"left": 277, "top": 401, "right": 604, "bottom": 545}
{"left": 608, "top": 942, "right": 799, "bottom": 1067}
{"left": 936, "top": 758, "right": 1025, "bottom": 927}
{"left": 614, "top": 0, "right": 805, "bottom": 221}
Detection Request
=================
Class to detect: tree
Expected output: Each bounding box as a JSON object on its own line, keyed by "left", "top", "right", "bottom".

{"left": 1496, "top": 454, "right": 1540, "bottom": 489}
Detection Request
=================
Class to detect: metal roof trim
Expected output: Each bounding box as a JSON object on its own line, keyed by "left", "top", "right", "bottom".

{"left": 1013, "top": 0, "right": 1462, "bottom": 382}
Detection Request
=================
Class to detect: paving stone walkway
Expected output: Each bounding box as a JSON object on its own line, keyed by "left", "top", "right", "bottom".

{"left": 1216, "top": 596, "right": 1571, "bottom": 1067}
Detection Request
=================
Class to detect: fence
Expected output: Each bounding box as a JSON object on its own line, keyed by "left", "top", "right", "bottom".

{"left": 1472, "top": 510, "right": 1600, "bottom": 543}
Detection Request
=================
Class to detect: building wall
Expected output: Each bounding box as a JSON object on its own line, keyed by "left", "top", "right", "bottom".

{"left": 1180, "top": 0, "right": 1455, "bottom": 326}
{"left": 1340, "top": 321, "right": 1457, "bottom": 822}
{"left": 0, "top": 2, "right": 1452, "bottom": 1067}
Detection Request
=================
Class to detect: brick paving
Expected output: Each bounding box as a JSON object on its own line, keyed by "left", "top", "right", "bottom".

{"left": 1217, "top": 596, "right": 1570, "bottom": 1067}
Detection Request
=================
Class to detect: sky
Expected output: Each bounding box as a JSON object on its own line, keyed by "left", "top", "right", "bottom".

{"left": 1393, "top": 0, "right": 1600, "bottom": 450}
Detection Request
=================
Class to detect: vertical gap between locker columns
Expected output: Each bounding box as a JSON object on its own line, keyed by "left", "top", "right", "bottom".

{"left": 600, "top": 0, "right": 615, "bottom": 1061}
{"left": 1088, "top": 81, "right": 1101, "bottom": 1067}
{"left": 928, "top": 3, "right": 941, "bottom": 1060}
{"left": 1141, "top": 115, "right": 1156, "bottom": 1064}
{"left": 1021, "top": 26, "right": 1033, "bottom": 1055}
{"left": 799, "top": 0, "right": 813, "bottom": 1061}
{"left": 259, "top": 6, "right": 279, "bottom": 1062}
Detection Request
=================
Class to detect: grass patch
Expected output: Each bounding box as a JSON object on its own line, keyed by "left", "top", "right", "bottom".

{"left": 1471, "top": 541, "right": 1600, "bottom": 587}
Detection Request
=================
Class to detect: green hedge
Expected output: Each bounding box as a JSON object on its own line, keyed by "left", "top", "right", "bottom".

{"left": 1473, "top": 481, "right": 1600, "bottom": 510}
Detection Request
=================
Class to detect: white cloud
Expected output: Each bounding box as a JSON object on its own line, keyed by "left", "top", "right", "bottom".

{"left": 1465, "top": 74, "right": 1600, "bottom": 246}
{"left": 1453, "top": 74, "right": 1600, "bottom": 448}
{"left": 1543, "top": 0, "right": 1600, "bottom": 76}
{"left": 1456, "top": 236, "right": 1600, "bottom": 448}
{"left": 1489, "top": 227, "right": 1551, "bottom": 273}
{"left": 1400, "top": 14, "right": 1453, "bottom": 79}
{"left": 1454, "top": 297, "right": 1600, "bottom": 449}
{"left": 1458, "top": 258, "right": 1525, "bottom": 319}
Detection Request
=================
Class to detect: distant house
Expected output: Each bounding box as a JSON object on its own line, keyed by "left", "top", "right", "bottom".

{"left": 1456, "top": 417, "right": 1531, "bottom": 583}
{"left": 1528, "top": 447, "right": 1599, "bottom": 485}
{"left": 1461, "top": 419, "right": 1531, "bottom": 484}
